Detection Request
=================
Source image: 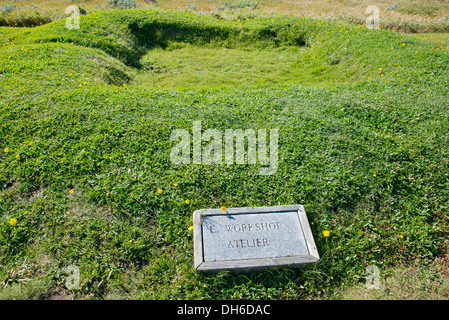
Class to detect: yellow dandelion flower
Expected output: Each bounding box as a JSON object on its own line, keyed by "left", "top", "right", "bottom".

{"left": 79, "top": 84, "right": 82, "bottom": 87}
{"left": 323, "top": 230, "right": 330, "bottom": 237}
{"left": 399, "top": 234, "right": 403, "bottom": 239}
{"left": 174, "top": 183, "right": 178, "bottom": 187}
{"left": 220, "top": 206, "right": 227, "bottom": 212}
{"left": 28, "top": 142, "right": 33, "bottom": 146}
{"left": 185, "top": 199, "right": 190, "bottom": 204}
{"left": 157, "top": 189, "right": 162, "bottom": 194}
{"left": 3, "top": 148, "right": 8, "bottom": 153}
{"left": 69, "top": 189, "right": 74, "bottom": 194}
{"left": 128, "top": 239, "right": 133, "bottom": 243}
{"left": 15, "top": 154, "right": 19, "bottom": 159}
{"left": 9, "top": 218, "right": 17, "bottom": 225}
{"left": 373, "top": 174, "right": 376, "bottom": 177}
{"left": 188, "top": 226, "right": 194, "bottom": 231}
{"left": 379, "top": 68, "right": 383, "bottom": 71}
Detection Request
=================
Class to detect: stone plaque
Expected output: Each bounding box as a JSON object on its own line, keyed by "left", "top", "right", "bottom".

{"left": 193, "top": 205, "right": 319, "bottom": 273}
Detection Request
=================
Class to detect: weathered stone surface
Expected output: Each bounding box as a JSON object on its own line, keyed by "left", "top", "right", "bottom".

{"left": 193, "top": 205, "right": 319, "bottom": 273}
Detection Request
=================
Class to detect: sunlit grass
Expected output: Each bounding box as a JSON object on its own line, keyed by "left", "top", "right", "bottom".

{"left": 133, "top": 43, "right": 316, "bottom": 89}
{"left": 412, "top": 32, "right": 449, "bottom": 45}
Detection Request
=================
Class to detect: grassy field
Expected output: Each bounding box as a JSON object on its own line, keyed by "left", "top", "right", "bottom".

{"left": 0, "top": 3, "right": 449, "bottom": 300}
{"left": 134, "top": 45, "right": 308, "bottom": 88}
{"left": 412, "top": 33, "right": 449, "bottom": 45}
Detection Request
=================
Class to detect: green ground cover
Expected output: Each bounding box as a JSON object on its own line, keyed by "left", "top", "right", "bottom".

{"left": 0, "top": 9, "right": 448, "bottom": 299}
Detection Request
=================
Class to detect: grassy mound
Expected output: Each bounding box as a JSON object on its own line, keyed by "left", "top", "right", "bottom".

{"left": 0, "top": 9, "right": 448, "bottom": 299}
